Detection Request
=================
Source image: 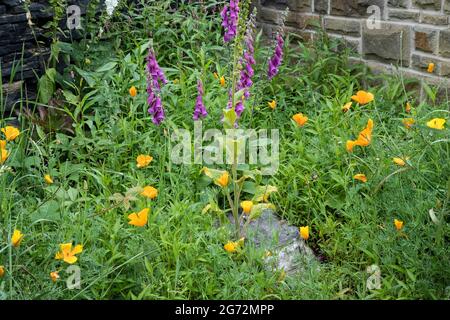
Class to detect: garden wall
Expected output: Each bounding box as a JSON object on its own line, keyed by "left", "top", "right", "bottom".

{"left": 0, "top": 0, "right": 90, "bottom": 109}
{"left": 256, "top": 0, "right": 450, "bottom": 94}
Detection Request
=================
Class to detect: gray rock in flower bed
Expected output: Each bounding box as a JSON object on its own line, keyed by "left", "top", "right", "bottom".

{"left": 229, "top": 209, "right": 316, "bottom": 273}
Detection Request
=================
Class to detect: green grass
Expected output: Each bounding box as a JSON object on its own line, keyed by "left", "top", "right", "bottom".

{"left": 0, "top": 0, "right": 449, "bottom": 300}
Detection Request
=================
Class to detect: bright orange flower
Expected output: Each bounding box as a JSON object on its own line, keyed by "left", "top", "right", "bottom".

{"left": 0, "top": 140, "right": 6, "bottom": 149}
{"left": 402, "top": 118, "right": 415, "bottom": 129}
{"left": 353, "top": 174, "right": 367, "bottom": 183}
{"left": 393, "top": 157, "right": 407, "bottom": 166}
{"left": 351, "top": 91, "right": 374, "bottom": 105}
{"left": 405, "top": 102, "right": 411, "bottom": 113}
{"left": 11, "top": 229, "right": 24, "bottom": 247}
{"left": 140, "top": 186, "right": 158, "bottom": 199}
{"left": 0, "top": 265, "right": 5, "bottom": 278}
{"left": 219, "top": 76, "right": 226, "bottom": 87}
{"left": 55, "top": 243, "right": 83, "bottom": 264}
{"left": 50, "top": 271, "right": 60, "bottom": 282}
{"left": 292, "top": 113, "right": 308, "bottom": 127}
{"left": 268, "top": 100, "right": 276, "bottom": 110}
{"left": 44, "top": 174, "right": 54, "bottom": 184}
{"left": 346, "top": 119, "right": 374, "bottom": 152}
{"left": 136, "top": 154, "right": 153, "bottom": 168}
{"left": 394, "top": 219, "right": 404, "bottom": 231}
{"left": 128, "top": 208, "right": 149, "bottom": 227}
{"left": 129, "top": 86, "right": 137, "bottom": 97}
{"left": 224, "top": 241, "right": 237, "bottom": 253}
{"left": 427, "top": 63, "right": 435, "bottom": 73}
{"left": 0, "top": 148, "right": 9, "bottom": 164}
{"left": 216, "top": 171, "right": 229, "bottom": 188}
{"left": 1, "top": 126, "right": 20, "bottom": 141}
{"left": 240, "top": 201, "right": 253, "bottom": 215}
{"left": 342, "top": 102, "right": 352, "bottom": 112}
{"left": 426, "top": 118, "right": 446, "bottom": 130}
{"left": 299, "top": 226, "right": 309, "bottom": 240}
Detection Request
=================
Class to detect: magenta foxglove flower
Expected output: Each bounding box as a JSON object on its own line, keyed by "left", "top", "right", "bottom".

{"left": 146, "top": 49, "right": 167, "bottom": 125}
{"left": 268, "top": 33, "right": 284, "bottom": 80}
{"left": 193, "top": 80, "right": 207, "bottom": 120}
{"left": 221, "top": 0, "right": 239, "bottom": 43}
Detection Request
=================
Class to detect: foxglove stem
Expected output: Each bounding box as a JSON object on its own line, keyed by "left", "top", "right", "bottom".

{"left": 267, "top": 33, "right": 284, "bottom": 80}
{"left": 221, "top": 0, "right": 240, "bottom": 43}
{"left": 193, "top": 80, "right": 207, "bottom": 120}
{"left": 146, "top": 49, "right": 167, "bottom": 125}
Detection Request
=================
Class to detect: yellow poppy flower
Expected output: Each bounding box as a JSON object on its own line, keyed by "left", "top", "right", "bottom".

{"left": 268, "top": 100, "right": 276, "bottom": 110}
{"left": 351, "top": 90, "right": 374, "bottom": 105}
{"left": 136, "top": 154, "right": 153, "bottom": 168}
{"left": 213, "top": 72, "right": 219, "bottom": 79}
{"left": 219, "top": 76, "right": 226, "bottom": 87}
{"left": 427, "top": 63, "right": 435, "bottom": 73}
{"left": 55, "top": 243, "right": 83, "bottom": 264}
{"left": 426, "top": 118, "right": 446, "bottom": 130}
{"left": 405, "top": 102, "right": 411, "bottom": 113}
{"left": 50, "top": 271, "right": 60, "bottom": 282}
{"left": 128, "top": 208, "right": 149, "bottom": 227}
{"left": 264, "top": 250, "right": 272, "bottom": 257}
{"left": 353, "top": 174, "right": 367, "bottom": 183}
{"left": 0, "top": 265, "right": 5, "bottom": 278}
{"left": 173, "top": 79, "right": 179, "bottom": 84}
{"left": 140, "top": 186, "right": 158, "bottom": 199}
{"left": 346, "top": 119, "right": 374, "bottom": 152}
{"left": 44, "top": 174, "right": 54, "bottom": 184}
{"left": 240, "top": 201, "right": 253, "bottom": 215}
{"left": 0, "top": 148, "right": 9, "bottom": 164}
{"left": 1, "top": 126, "right": 20, "bottom": 141}
{"left": 393, "top": 157, "right": 407, "bottom": 166}
{"left": 216, "top": 171, "right": 229, "bottom": 188}
{"left": 299, "top": 226, "right": 309, "bottom": 240}
{"left": 394, "top": 219, "right": 404, "bottom": 231}
{"left": 129, "top": 86, "right": 137, "bottom": 97}
{"left": 292, "top": 113, "right": 308, "bottom": 127}
{"left": 0, "top": 140, "right": 6, "bottom": 149}
{"left": 224, "top": 241, "right": 237, "bottom": 253}
{"left": 11, "top": 229, "right": 24, "bottom": 247}
{"left": 342, "top": 102, "right": 352, "bottom": 112}
{"left": 402, "top": 118, "right": 415, "bottom": 129}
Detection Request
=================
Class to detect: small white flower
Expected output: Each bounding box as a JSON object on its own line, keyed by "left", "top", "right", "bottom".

{"left": 105, "top": 0, "right": 119, "bottom": 16}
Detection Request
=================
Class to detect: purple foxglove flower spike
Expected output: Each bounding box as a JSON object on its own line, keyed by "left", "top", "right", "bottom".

{"left": 193, "top": 80, "right": 208, "bottom": 120}
{"left": 268, "top": 33, "right": 284, "bottom": 80}
{"left": 221, "top": 0, "right": 240, "bottom": 43}
{"left": 146, "top": 49, "right": 167, "bottom": 125}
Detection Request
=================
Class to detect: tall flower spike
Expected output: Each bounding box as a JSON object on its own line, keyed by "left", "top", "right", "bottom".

{"left": 146, "top": 49, "right": 167, "bottom": 125}
{"left": 193, "top": 80, "right": 208, "bottom": 120}
{"left": 221, "top": 0, "right": 240, "bottom": 43}
{"left": 268, "top": 33, "right": 284, "bottom": 80}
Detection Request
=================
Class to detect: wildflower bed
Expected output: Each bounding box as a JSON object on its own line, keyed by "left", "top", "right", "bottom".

{"left": 0, "top": 1, "right": 449, "bottom": 300}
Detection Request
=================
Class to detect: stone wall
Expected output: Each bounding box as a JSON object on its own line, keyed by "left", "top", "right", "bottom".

{"left": 0, "top": 0, "right": 90, "bottom": 110}
{"left": 256, "top": 0, "right": 450, "bottom": 93}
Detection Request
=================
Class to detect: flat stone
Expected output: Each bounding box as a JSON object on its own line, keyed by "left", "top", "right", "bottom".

{"left": 388, "top": 9, "right": 420, "bottom": 22}
{"left": 414, "top": 27, "right": 438, "bottom": 53}
{"left": 445, "top": 0, "right": 450, "bottom": 14}
{"left": 439, "top": 29, "right": 450, "bottom": 58}
{"left": 387, "top": 0, "right": 409, "bottom": 7}
{"left": 324, "top": 17, "right": 361, "bottom": 36}
{"left": 362, "top": 23, "right": 411, "bottom": 66}
{"left": 330, "top": 0, "right": 386, "bottom": 18}
{"left": 0, "top": 13, "right": 28, "bottom": 24}
{"left": 228, "top": 209, "right": 315, "bottom": 272}
{"left": 286, "top": 0, "right": 312, "bottom": 12}
{"left": 421, "top": 13, "right": 449, "bottom": 26}
{"left": 314, "top": 0, "right": 329, "bottom": 14}
{"left": 413, "top": 0, "right": 441, "bottom": 10}
{"left": 439, "top": 62, "right": 450, "bottom": 77}
{"left": 0, "top": 5, "right": 6, "bottom": 14}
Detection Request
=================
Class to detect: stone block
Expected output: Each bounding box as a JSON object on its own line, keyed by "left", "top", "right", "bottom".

{"left": 421, "top": 13, "right": 449, "bottom": 26}
{"left": 414, "top": 27, "right": 438, "bottom": 53}
{"left": 413, "top": 0, "right": 441, "bottom": 10}
{"left": 330, "top": 0, "right": 386, "bottom": 18}
{"left": 362, "top": 23, "right": 411, "bottom": 66}
{"left": 439, "top": 29, "right": 450, "bottom": 58}
{"left": 324, "top": 17, "right": 361, "bottom": 36}
{"left": 387, "top": 0, "right": 409, "bottom": 8}
{"left": 411, "top": 53, "right": 440, "bottom": 74}
{"left": 314, "top": 0, "right": 329, "bottom": 14}
{"left": 389, "top": 9, "right": 420, "bottom": 22}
